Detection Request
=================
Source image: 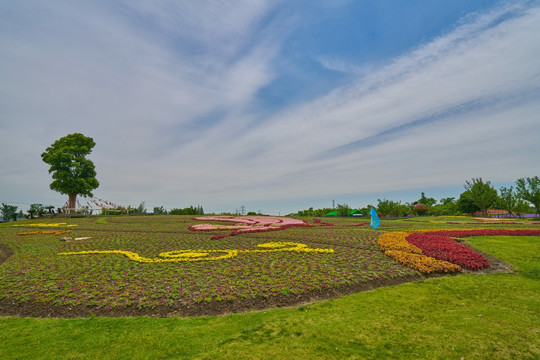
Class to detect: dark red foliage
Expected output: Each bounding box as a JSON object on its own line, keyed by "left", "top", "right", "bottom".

{"left": 406, "top": 233, "right": 490, "bottom": 270}
{"left": 313, "top": 219, "right": 334, "bottom": 226}
{"left": 423, "top": 229, "right": 540, "bottom": 237}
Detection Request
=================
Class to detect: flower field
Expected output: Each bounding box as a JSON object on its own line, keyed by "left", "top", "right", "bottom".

{"left": 0, "top": 215, "right": 539, "bottom": 317}
{"left": 378, "top": 228, "right": 540, "bottom": 273}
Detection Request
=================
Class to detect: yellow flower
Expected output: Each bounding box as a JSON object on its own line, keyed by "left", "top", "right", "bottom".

{"left": 13, "top": 223, "right": 77, "bottom": 228}
{"left": 378, "top": 230, "right": 463, "bottom": 274}
{"left": 58, "top": 242, "right": 334, "bottom": 263}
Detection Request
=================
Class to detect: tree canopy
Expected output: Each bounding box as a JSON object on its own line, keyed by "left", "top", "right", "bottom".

{"left": 463, "top": 177, "right": 498, "bottom": 215}
{"left": 515, "top": 176, "right": 540, "bottom": 215}
{"left": 497, "top": 186, "right": 519, "bottom": 216}
{"left": 457, "top": 191, "right": 480, "bottom": 215}
{"left": 290, "top": 176, "right": 539, "bottom": 218}
{"left": 1, "top": 203, "right": 18, "bottom": 221}
{"left": 417, "top": 192, "right": 437, "bottom": 207}
{"left": 27, "top": 203, "right": 45, "bottom": 219}
{"left": 41, "top": 133, "right": 99, "bottom": 212}
{"left": 413, "top": 203, "right": 429, "bottom": 215}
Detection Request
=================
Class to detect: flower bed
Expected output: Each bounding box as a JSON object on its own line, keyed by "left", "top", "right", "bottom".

{"left": 312, "top": 219, "right": 334, "bottom": 226}
{"left": 377, "top": 231, "right": 461, "bottom": 274}
{"left": 189, "top": 216, "right": 310, "bottom": 239}
{"left": 406, "top": 233, "right": 490, "bottom": 270}
{"left": 377, "top": 232, "right": 422, "bottom": 254}
{"left": 59, "top": 242, "right": 334, "bottom": 263}
{"left": 384, "top": 250, "right": 461, "bottom": 274}
{"left": 13, "top": 223, "right": 77, "bottom": 228}
{"left": 422, "top": 229, "right": 540, "bottom": 237}
{"left": 379, "top": 228, "right": 540, "bottom": 273}
{"left": 1, "top": 216, "right": 413, "bottom": 311}
{"left": 17, "top": 230, "right": 72, "bottom": 236}
{"left": 4, "top": 217, "right": 537, "bottom": 315}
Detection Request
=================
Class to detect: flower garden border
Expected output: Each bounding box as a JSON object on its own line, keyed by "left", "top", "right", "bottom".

{"left": 379, "top": 229, "right": 540, "bottom": 274}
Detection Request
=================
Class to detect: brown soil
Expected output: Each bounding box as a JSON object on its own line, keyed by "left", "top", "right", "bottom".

{"left": 0, "top": 243, "right": 13, "bottom": 266}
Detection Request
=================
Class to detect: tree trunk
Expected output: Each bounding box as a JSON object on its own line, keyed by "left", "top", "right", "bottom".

{"left": 68, "top": 193, "right": 78, "bottom": 215}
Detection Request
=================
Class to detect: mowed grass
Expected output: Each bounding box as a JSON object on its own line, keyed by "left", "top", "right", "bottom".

{"left": 1, "top": 219, "right": 539, "bottom": 359}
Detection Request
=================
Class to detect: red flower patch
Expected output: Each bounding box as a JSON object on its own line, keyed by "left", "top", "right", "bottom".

{"left": 189, "top": 216, "right": 311, "bottom": 240}
{"left": 406, "top": 233, "right": 490, "bottom": 270}
{"left": 313, "top": 219, "right": 334, "bottom": 226}
{"left": 422, "top": 229, "right": 540, "bottom": 237}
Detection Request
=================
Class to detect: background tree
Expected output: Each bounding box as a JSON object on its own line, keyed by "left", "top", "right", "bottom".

{"left": 136, "top": 202, "right": 147, "bottom": 214}
{"left": 1, "top": 203, "right": 18, "bottom": 221}
{"left": 514, "top": 200, "right": 531, "bottom": 217}
{"left": 413, "top": 203, "right": 429, "bottom": 215}
{"left": 27, "top": 204, "right": 44, "bottom": 219}
{"left": 515, "top": 176, "right": 540, "bottom": 215}
{"left": 153, "top": 206, "right": 167, "bottom": 215}
{"left": 296, "top": 207, "right": 315, "bottom": 217}
{"left": 430, "top": 197, "right": 458, "bottom": 216}
{"left": 41, "top": 133, "right": 99, "bottom": 214}
{"left": 440, "top": 197, "right": 455, "bottom": 206}
{"left": 376, "top": 199, "right": 401, "bottom": 217}
{"left": 457, "top": 191, "right": 480, "bottom": 215}
{"left": 395, "top": 204, "right": 412, "bottom": 217}
{"left": 357, "top": 207, "right": 370, "bottom": 217}
{"left": 497, "top": 186, "right": 519, "bottom": 216}
{"left": 463, "top": 178, "right": 498, "bottom": 215}
{"left": 417, "top": 192, "right": 437, "bottom": 207}
{"left": 336, "top": 203, "right": 351, "bottom": 217}
{"left": 169, "top": 206, "right": 204, "bottom": 215}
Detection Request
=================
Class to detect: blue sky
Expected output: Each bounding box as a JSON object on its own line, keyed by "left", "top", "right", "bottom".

{"left": 1, "top": 0, "right": 539, "bottom": 215}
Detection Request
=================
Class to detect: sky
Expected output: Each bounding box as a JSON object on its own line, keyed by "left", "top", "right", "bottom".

{"left": 1, "top": 0, "right": 539, "bottom": 215}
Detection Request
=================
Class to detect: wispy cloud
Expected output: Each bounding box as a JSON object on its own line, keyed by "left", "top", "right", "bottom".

{"left": 1, "top": 1, "right": 539, "bottom": 213}
{"left": 187, "top": 1, "right": 540, "bottom": 202}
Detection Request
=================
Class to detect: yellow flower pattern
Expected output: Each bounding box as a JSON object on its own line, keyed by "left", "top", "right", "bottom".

{"left": 59, "top": 242, "right": 334, "bottom": 263}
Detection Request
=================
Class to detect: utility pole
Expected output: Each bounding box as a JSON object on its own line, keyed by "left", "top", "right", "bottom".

{"left": 333, "top": 200, "right": 335, "bottom": 209}
{"left": 241, "top": 205, "right": 246, "bottom": 215}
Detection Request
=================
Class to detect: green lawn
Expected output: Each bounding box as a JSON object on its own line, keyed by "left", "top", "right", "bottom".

{"left": 1, "top": 219, "right": 539, "bottom": 359}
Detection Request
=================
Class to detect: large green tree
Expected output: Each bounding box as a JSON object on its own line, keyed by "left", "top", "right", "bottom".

{"left": 462, "top": 177, "right": 498, "bottom": 215}
{"left": 41, "top": 133, "right": 99, "bottom": 214}
{"left": 457, "top": 191, "right": 480, "bottom": 215}
{"left": 515, "top": 176, "right": 540, "bottom": 215}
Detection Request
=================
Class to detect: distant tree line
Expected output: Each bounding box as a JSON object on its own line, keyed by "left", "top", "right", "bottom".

{"left": 169, "top": 205, "right": 204, "bottom": 216}
{"left": 3, "top": 177, "right": 538, "bottom": 221}
{"left": 294, "top": 176, "right": 540, "bottom": 218}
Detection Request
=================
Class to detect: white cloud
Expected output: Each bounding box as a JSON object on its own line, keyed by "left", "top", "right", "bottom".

{"left": 1, "top": 1, "right": 539, "bottom": 214}
{"left": 168, "top": 2, "right": 540, "bottom": 207}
